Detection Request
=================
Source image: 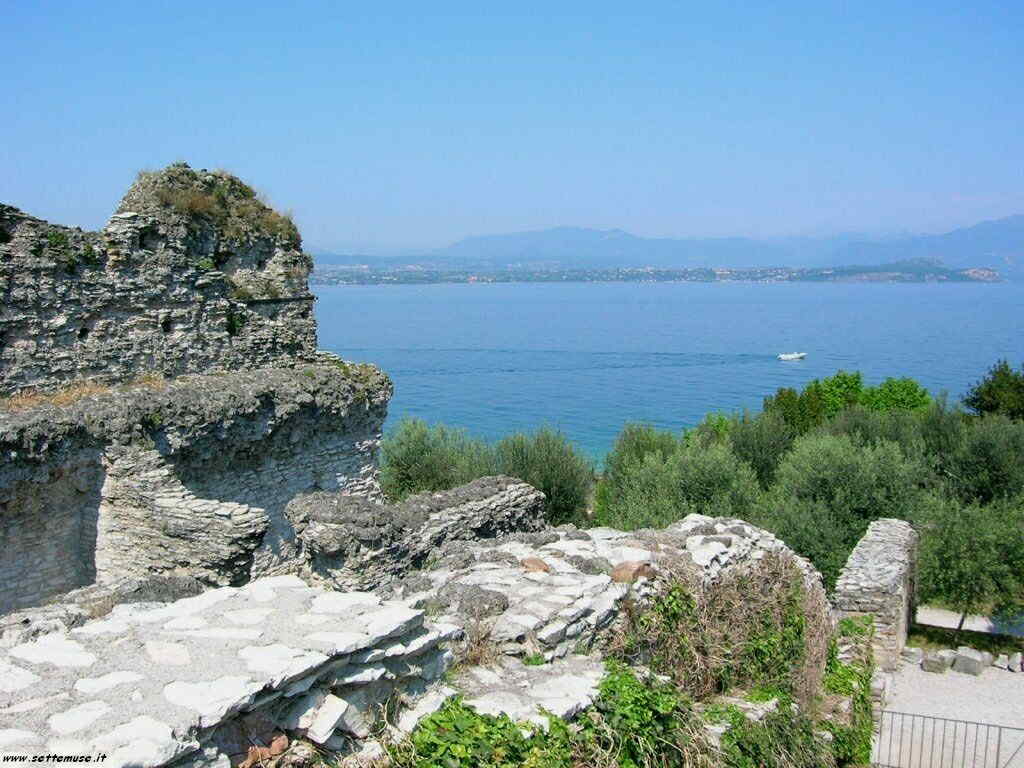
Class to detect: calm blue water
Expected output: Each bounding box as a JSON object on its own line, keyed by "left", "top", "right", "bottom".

{"left": 315, "top": 282, "right": 1024, "bottom": 461}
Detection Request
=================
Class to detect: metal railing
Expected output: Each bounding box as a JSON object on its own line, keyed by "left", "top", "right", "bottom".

{"left": 873, "top": 711, "right": 1024, "bottom": 768}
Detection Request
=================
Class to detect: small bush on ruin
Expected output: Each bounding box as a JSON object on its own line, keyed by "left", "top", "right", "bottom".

{"left": 608, "top": 552, "right": 828, "bottom": 711}
{"left": 380, "top": 419, "right": 593, "bottom": 524}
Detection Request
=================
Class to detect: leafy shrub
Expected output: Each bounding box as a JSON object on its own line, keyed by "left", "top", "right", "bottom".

{"left": 594, "top": 423, "right": 680, "bottom": 519}
{"left": 380, "top": 419, "right": 592, "bottom": 524}
{"left": 673, "top": 441, "right": 761, "bottom": 518}
{"left": 389, "top": 697, "right": 571, "bottom": 768}
{"left": 718, "top": 704, "right": 833, "bottom": 768}
{"left": 860, "top": 376, "right": 931, "bottom": 412}
{"left": 728, "top": 410, "right": 795, "bottom": 488}
{"left": 494, "top": 427, "right": 594, "bottom": 525}
{"left": 593, "top": 440, "right": 760, "bottom": 530}
{"left": 763, "top": 434, "right": 923, "bottom": 587}
{"left": 822, "top": 616, "right": 874, "bottom": 766}
{"left": 610, "top": 553, "right": 829, "bottom": 709}
{"left": 380, "top": 419, "right": 496, "bottom": 501}
{"left": 963, "top": 359, "right": 1024, "bottom": 420}
{"left": 916, "top": 493, "right": 1024, "bottom": 625}
{"left": 944, "top": 415, "right": 1024, "bottom": 504}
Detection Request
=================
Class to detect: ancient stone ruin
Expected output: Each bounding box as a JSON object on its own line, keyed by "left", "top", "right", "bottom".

{"left": 0, "top": 164, "right": 317, "bottom": 396}
{"left": 0, "top": 166, "right": 917, "bottom": 767}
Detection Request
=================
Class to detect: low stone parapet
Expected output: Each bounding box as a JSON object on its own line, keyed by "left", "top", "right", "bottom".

{"left": 833, "top": 518, "right": 919, "bottom": 673}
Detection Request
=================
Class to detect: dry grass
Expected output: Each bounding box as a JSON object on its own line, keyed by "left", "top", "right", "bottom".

{"left": 0, "top": 372, "right": 167, "bottom": 413}
{"left": 608, "top": 552, "right": 830, "bottom": 711}
{"left": 155, "top": 187, "right": 222, "bottom": 218}
{"left": 458, "top": 613, "right": 502, "bottom": 668}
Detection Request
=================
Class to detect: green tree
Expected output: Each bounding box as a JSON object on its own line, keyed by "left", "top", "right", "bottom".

{"left": 963, "top": 359, "right": 1024, "bottom": 420}
{"left": 764, "top": 433, "right": 923, "bottom": 587}
{"left": 917, "top": 494, "right": 1024, "bottom": 632}
{"left": 594, "top": 423, "right": 679, "bottom": 518}
{"left": 494, "top": 426, "right": 594, "bottom": 525}
{"left": 945, "top": 415, "right": 1024, "bottom": 504}
{"left": 729, "top": 410, "right": 796, "bottom": 487}
{"left": 379, "top": 418, "right": 496, "bottom": 501}
{"left": 860, "top": 377, "right": 931, "bottom": 412}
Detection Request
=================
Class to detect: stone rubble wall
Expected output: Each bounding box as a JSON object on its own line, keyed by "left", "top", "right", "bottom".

{"left": 0, "top": 164, "right": 318, "bottom": 397}
{"left": 0, "top": 365, "right": 392, "bottom": 616}
{"left": 0, "top": 512, "right": 833, "bottom": 768}
{"left": 832, "top": 518, "right": 919, "bottom": 673}
{"left": 291, "top": 476, "right": 548, "bottom": 592}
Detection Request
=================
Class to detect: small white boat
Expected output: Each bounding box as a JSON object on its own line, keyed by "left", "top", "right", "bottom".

{"left": 777, "top": 352, "right": 807, "bottom": 361}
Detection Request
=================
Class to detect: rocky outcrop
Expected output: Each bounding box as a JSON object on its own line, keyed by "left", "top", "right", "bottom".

{"left": 290, "top": 476, "right": 547, "bottom": 592}
{"left": 0, "top": 364, "right": 392, "bottom": 615}
{"left": 0, "top": 164, "right": 317, "bottom": 397}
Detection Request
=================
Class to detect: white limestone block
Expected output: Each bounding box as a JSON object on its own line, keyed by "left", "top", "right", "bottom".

{"left": 163, "top": 676, "right": 258, "bottom": 725}
{"left": 48, "top": 700, "right": 111, "bottom": 735}
{"left": 306, "top": 694, "right": 351, "bottom": 743}
{"left": 75, "top": 671, "right": 144, "bottom": 694}
{"left": 0, "top": 659, "right": 40, "bottom": 692}
{"left": 145, "top": 640, "right": 192, "bottom": 666}
{"left": 0, "top": 729, "right": 39, "bottom": 748}
{"left": 10, "top": 635, "right": 97, "bottom": 668}
{"left": 310, "top": 592, "right": 380, "bottom": 614}
{"left": 91, "top": 716, "right": 196, "bottom": 768}
{"left": 223, "top": 608, "right": 273, "bottom": 626}
{"left": 307, "top": 632, "right": 371, "bottom": 654}
{"left": 237, "top": 643, "right": 328, "bottom": 684}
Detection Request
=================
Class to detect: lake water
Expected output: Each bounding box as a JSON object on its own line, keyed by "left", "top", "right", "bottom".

{"left": 315, "top": 281, "right": 1024, "bottom": 461}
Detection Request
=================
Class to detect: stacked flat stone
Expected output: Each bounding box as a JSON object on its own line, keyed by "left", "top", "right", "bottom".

{"left": 394, "top": 513, "right": 827, "bottom": 661}
{"left": 0, "top": 164, "right": 317, "bottom": 398}
{"left": 0, "top": 576, "right": 457, "bottom": 766}
{"left": 0, "top": 364, "right": 391, "bottom": 616}
{"left": 832, "top": 518, "right": 918, "bottom": 672}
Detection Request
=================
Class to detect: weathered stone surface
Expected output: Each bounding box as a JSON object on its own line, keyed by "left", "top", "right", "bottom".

{"left": 292, "top": 476, "right": 547, "bottom": 592}
{"left": 922, "top": 650, "right": 955, "bottom": 673}
{"left": 0, "top": 364, "right": 391, "bottom": 616}
{"left": 900, "top": 646, "right": 924, "bottom": 665}
{"left": 1008, "top": 651, "right": 1022, "bottom": 672}
{"left": 610, "top": 560, "right": 655, "bottom": 583}
{"left": 0, "top": 577, "right": 457, "bottom": 766}
{"left": 832, "top": 519, "right": 918, "bottom": 672}
{"left": 0, "top": 164, "right": 316, "bottom": 398}
{"left": 520, "top": 557, "right": 551, "bottom": 573}
{"left": 952, "top": 647, "right": 986, "bottom": 676}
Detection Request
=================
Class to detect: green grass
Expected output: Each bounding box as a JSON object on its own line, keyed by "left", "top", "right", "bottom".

{"left": 906, "top": 623, "right": 1023, "bottom": 656}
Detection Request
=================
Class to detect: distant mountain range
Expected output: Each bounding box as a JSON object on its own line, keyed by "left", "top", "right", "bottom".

{"left": 314, "top": 214, "right": 1024, "bottom": 279}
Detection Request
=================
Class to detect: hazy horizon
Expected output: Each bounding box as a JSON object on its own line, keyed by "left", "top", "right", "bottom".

{"left": 4, "top": 1, "right": 1022, "bottom": 253}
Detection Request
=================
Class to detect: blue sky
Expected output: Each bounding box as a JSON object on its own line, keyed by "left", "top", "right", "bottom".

{"left": 3, "top": 0, "right": 1022, "bottom": 252}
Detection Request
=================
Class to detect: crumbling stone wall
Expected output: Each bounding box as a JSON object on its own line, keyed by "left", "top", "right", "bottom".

{"left": 0, "top": 364, "right": 392, "bottom": 615}
{"left": 0, "top": 164, "right": 318, "bottom": 397}
{"left": 0, "top": 450, "right": 103, "bottom": 612}
{"left": 832, "top": 518, "right": 918, "bottom": 672}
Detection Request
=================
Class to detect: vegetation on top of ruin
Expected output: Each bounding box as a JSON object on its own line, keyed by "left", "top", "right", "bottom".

{"left": 386, "top": 553, "right": 871, "bottom": 768}
{"left": 129, "top": 163, "right": 301, "bottom": 247}
{"left": 0, "top": 373, "right": 167, "bottom": 413}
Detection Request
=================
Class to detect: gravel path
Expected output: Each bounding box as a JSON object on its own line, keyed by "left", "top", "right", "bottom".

{"left": 874, "top": 661, "right": 1024, "bottom": 767}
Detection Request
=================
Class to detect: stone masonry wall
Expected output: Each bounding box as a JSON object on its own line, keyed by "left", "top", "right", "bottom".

{"left": 0, "top": 164, "right": 318, "bottom": 397}
{"left": 0, "top": 511, "right": 833, "bottom": 767}
{"left": 0, "top": 364, "right": 392, "bottom": 615}
{"left": 832, "top": 518, "right": 919, "bottom": 672}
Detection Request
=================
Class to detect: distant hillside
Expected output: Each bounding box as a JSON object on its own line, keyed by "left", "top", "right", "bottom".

{"left": 824, "top": 215, "right": 1024, "bottom": 278}
{"left": 313, "top": 214, "right": 1024, "bottom": 279}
